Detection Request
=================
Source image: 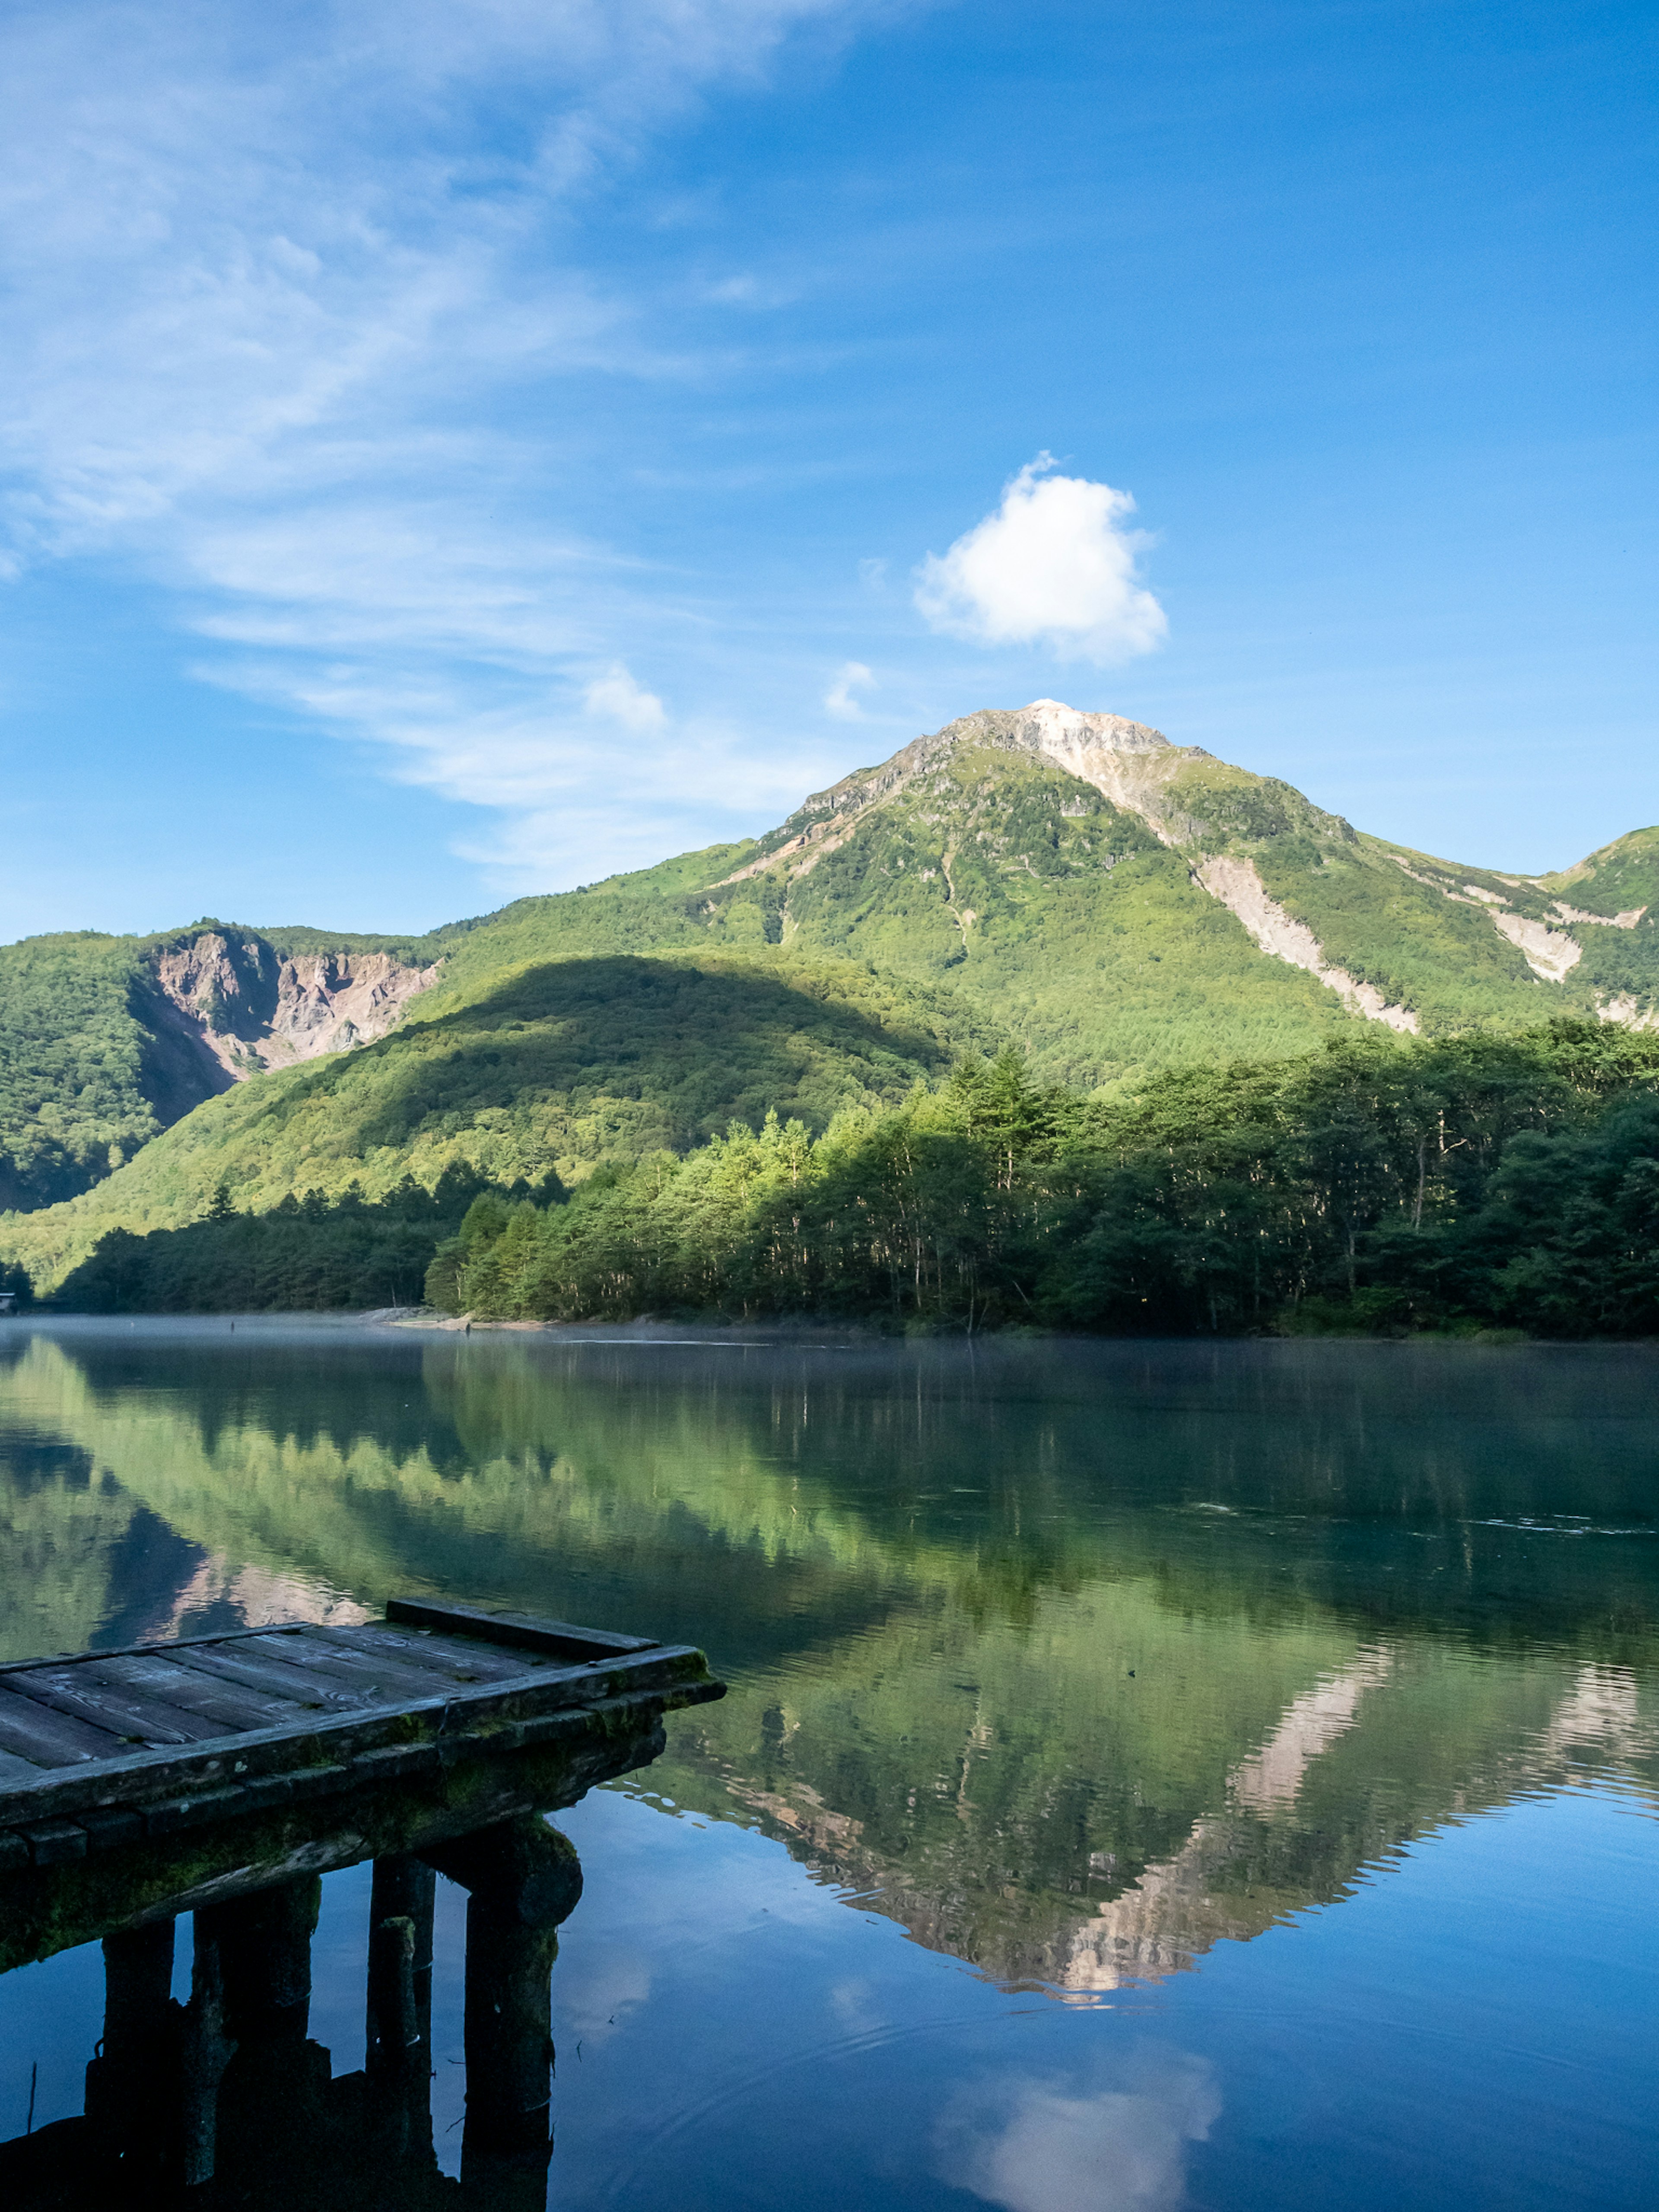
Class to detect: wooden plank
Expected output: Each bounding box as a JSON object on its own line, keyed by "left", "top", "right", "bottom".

{"left": 323, "top": 1623, "right": 553, "bottom": 1686}
{"left": 0, "top": 1621, "right": 314, "bottom": 1677}
{"left": 284, "top": 1624, "right": 521, "bottom": 1693}
{"left": 4, "top": 1669, "right": 232, "bottom": 1748}
{"left": 81, "top": 1655, "right": 301, "bottom": 1735}
{"left": 0, "top": 1645, "right": 715, "bottom": 1829}
{"left": 386, "top": 1597, "right": 659, "bottom": 1659}
{"left": 0, "top": 1686, "right": 128, "bottom": 1767}
{"left": 0, "top": 1746, "right": 48, "bottom": 1789}
{"left": 166, "top": 1641, "right": 378, "bottom": 1712}
{"left": 256, "top": 1630, "right": 499, "bottom": 1704}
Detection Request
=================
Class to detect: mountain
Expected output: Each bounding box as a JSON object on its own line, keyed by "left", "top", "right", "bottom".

{"left": 1, "top": 701, "right": 1655, "bottom": 1289}
{"left": 693, "top": 700, "right": 1659, "bottom": 1054}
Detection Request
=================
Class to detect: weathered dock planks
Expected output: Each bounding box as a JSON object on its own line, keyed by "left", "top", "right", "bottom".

{"left": 0, "top": 1598, "right": 723, "bottom": 1941}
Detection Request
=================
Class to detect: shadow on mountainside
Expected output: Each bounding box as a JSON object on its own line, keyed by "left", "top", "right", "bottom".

{"left": 244, "top": 953, "right": 973, "bottom": 1159}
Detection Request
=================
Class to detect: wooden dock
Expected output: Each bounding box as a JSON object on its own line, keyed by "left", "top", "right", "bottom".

{"left": 0, "top": 1599, "right": 724, "bottom": 2203}
{"left": 0, "top": 1597, "right": 722, "bottom": 1964}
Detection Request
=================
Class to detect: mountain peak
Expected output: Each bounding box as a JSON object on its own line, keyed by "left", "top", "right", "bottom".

{"left": 926, "top": 699, "right": 1177, "bottom": 760}
{"left": 994, "top": 699, "right": 1174, "bottom": 754}
{"left": 912, "top": 700, "right": 1208, "bottom": 845}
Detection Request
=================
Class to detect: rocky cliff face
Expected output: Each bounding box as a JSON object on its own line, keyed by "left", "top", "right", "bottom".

{"left": 145, "top": 931, "right": 438, "bottom": 1088}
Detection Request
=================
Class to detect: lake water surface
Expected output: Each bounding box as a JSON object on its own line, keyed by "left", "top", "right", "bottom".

{"left": 0, "top": 1319, "right": 1656, "bottom": 2208}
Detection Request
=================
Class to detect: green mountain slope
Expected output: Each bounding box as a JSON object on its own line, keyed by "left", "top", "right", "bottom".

{"left": 0, "top": 931, "right": 190, "bottom": 1211}
{"left": 2, "top": 700, "right": 1654, "bottom": 1290}
{"left": 0, "top": 951, "right": 986, "bottom": 1287}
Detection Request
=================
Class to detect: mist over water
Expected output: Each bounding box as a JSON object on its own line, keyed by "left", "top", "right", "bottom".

{"left": 1, "top": 1322, "right": 1656, "bottom": 2207}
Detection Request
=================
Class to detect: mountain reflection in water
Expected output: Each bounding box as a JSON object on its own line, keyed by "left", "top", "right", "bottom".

{"left": 0, "top": 1321, "right": 1656, "bottom": 2206}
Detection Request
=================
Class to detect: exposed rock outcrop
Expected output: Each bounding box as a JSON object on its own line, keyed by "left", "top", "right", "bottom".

{"left": 994, "top": 698, "right": 1200, "bottom": 838}
{"left": 1383, "top": 854, "right": 1654, "bottom": 987}
{"left": 143, "top": 930, "right": 439, "bottom": 1093}
{"left": 1554, "top": 899, "right": 1646, "bottom": 930}
{"left": 1489, "top": 909, "right": 1582, "bottom": 984}
{"left": 1196, "top": 857, "right": 1420, "bottom": 1032}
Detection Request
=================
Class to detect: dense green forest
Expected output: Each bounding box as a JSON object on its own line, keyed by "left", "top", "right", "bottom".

{"left": 52, "top": 1165, "right": 556, "bottom": 1314}
{"left": 0, "top": 931, "right": 186, "bottom": 1212}
{"left": 44, "top": 1020, "right": 1659, "bottom": 1336}
{"left": 423, "top": 1022, "right": 1659, "bottom": 1337}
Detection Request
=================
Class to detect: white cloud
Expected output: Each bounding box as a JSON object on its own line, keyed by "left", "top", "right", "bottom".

{"left": 585, "top": 663, "right": 667, "bottom": 731}
{"left": 936, "top": 2051, "right": 1220, "bottom": 2212}
{"left": 824, "top": 659, "right": 875, "bottom": 718}
{"left": 541, "top": 1943, "right": 653, "bottom": 2041}
{"left": 914, "top": 454, "right": 1168, "bottom": 664}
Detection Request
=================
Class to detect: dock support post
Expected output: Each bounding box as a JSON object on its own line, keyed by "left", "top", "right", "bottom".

{"left": 422, "top": 1816, "right": 582, "bottom": 2192}
{"left": 179, "top": 1908, "right": 234, "bottom": 2187}
{"left": 198, "top": 1874, "right": 322, "bottom": 2047}
{"left": 365, "top": 1853, "right": 437, "bottom": 2160}
{"left": 183, "top": 1875, "right": 323, "bottom": 2187}
{"left": 83, "top": 1918, "right": 179, "bottom": 2180}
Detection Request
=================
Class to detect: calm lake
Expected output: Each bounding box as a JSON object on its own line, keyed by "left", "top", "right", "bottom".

{"left": 1, "top": 1319, "right": 1656, "bottom": 2209}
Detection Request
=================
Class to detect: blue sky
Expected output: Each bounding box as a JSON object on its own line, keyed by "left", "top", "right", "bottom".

{"left": 1, "top": 0, "right": 1654, "bottom": 938}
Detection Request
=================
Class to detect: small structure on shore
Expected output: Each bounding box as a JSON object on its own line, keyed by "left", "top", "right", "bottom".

{"left": 0, "top": 1599, "right": 724, "bottom": 2204}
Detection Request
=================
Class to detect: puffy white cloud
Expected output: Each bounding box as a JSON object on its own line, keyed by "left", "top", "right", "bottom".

{"left": 585, "top": 663, "right": 667, "bottom": 732}
{"left": 914, "top": 454, "right": 1167, "bottom": 664}
{"left": 936, "top": 2050, "right": 1220, "bottom": 2212}
{"left": 824, "top": 659, "right": 875, "bottom": 718}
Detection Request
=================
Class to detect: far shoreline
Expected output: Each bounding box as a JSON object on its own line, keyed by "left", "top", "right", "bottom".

{"left": 10, "top": 1309, "right": 1658, "bottom": 1354}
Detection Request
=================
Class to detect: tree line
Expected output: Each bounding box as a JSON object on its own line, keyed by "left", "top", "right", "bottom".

{"left": 33, "top": 1020, "right": 1659, "bottom": 1334}
{"left": 425, "top": 1022, "right": 1659, "bottom": 1337}
{"left": 49, "top": 1166, "right": 559, "bottom": 1315}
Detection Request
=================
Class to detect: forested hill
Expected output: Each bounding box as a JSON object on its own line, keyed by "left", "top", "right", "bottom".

{"left": 2, "top": 701, "right": 1656, "bottom": 1296}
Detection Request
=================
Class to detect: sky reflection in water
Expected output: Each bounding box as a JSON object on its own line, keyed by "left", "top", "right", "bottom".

{"left": 0, "top": 1320, "right": 1655, "bottom": 2208}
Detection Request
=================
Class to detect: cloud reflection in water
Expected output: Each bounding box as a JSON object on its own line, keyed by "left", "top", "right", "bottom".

{"left": 937, "top": 2047, "right": 1219, "bottom": 2212}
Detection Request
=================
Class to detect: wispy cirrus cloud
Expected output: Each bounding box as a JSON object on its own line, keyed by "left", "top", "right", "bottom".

{"left": 0, "top": 0, "right": 909, "bottom": 884}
